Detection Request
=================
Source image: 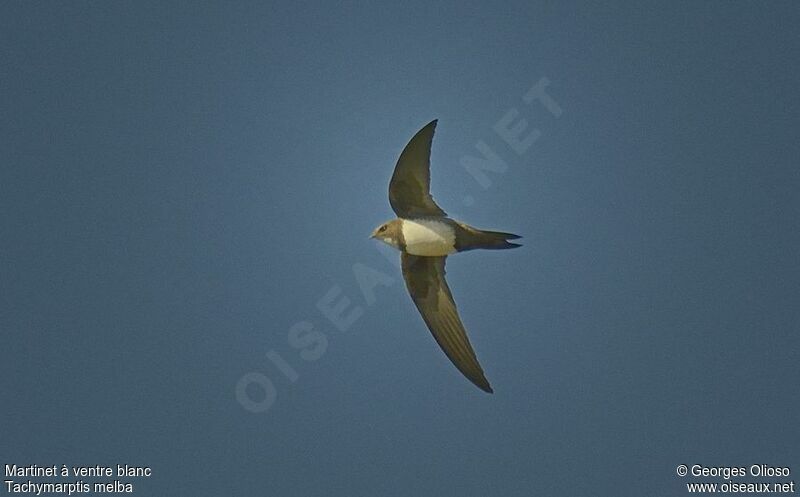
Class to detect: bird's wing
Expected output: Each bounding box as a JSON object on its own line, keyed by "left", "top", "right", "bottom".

{"left": 389, "top": 120, "right": 448, "bottom": 218}
{"left": 400, "top": 253, "right": 492, "bottom": 393}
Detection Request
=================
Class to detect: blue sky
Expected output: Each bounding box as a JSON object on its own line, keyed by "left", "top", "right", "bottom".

{"left": 2, "top": 2, "right": 799, "bottom": 496}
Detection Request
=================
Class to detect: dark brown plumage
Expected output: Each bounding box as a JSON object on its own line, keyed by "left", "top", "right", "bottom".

{"left": 372, "top": 119, "right": 521, "bottom": 393}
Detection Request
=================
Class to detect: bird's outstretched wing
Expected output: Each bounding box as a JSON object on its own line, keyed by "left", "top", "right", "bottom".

{"left": 389, "top": 120, "right": 448, "bottom": 218}
{"left": 400, "top": 253, "right": 492, "bottom": 393}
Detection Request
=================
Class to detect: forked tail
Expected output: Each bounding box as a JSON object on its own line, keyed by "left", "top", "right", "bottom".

{"left": 455, "top": 224, "right": 522, "bottom": 251}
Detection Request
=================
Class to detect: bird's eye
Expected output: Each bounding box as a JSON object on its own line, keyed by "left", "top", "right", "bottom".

{"left": 379, "top": 225, "right": 387, "bottom": 232}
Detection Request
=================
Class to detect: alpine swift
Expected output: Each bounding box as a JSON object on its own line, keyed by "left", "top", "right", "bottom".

{"left": 371, "top": 119, "right": 521, "bottom": 393}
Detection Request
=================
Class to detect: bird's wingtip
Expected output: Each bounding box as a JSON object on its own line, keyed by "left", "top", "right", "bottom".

{"left": 475, "top": 378, "right": 494, "bottom": 394}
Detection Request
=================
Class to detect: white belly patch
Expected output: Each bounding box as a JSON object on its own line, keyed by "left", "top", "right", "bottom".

{"left": 402, "top": 219, "right": 456, "bottom": 256}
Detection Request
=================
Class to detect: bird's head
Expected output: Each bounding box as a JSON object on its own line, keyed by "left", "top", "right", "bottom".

{"left": 370, "top": 219, "right": 402, "bottom": 249}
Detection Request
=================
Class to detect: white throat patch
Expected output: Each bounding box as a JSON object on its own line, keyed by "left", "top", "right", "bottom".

{"left": 402, "top": 219, "right": 456, "bottom": 256}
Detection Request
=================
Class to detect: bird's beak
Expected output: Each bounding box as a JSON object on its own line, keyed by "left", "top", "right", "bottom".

{"left": 369, "top": 233, "right": 376, "bottom": 239}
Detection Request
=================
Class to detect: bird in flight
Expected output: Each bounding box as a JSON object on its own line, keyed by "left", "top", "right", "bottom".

{"left": 371, "top": 119, "right": 521, "bottom": 393}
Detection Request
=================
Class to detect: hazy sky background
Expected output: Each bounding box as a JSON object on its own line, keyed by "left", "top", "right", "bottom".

{"left": 2, "top": 2, "right": 799, "bottom": 496}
